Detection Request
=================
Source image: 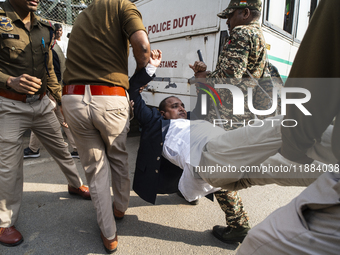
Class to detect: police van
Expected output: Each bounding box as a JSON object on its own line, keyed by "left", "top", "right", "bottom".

{"left": 128, "top": 0, "right": 319, "bottom": 109}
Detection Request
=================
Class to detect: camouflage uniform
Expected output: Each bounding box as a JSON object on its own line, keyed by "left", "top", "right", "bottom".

{"left": 202, "top": 21, "right": 282, "bottom": 229}
{"left": 205, "top": 21, "right": 273, "bottom": 128}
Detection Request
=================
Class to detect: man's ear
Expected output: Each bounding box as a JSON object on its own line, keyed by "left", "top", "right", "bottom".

{"left": 160, "top": 111, "right": 166, "bottom": 118}
{"left": 243, "top": 8, "right": 251, "bottom": 20}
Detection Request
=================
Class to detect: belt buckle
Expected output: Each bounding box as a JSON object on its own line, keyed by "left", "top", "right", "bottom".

{"left": 26, "top": 94, "right": 40, "bottom": 103}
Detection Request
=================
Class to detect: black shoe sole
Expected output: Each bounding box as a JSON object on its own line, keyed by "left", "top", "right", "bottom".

{"left": 114, "top": 215, "right": 124, "bottom": 220}
{"left": 177, "top": 192, "right": 199, "bottom": 205}
{"left": 189, "top": 199, "right": 199, "bottom": 205}
{"left": 0, "top": 237, "right": 24, "bottom": 247}
{"left": 212, "top": 230, "right": 246, "bottom": 244}
{"left": 104, "top": 246, "right": 117, "bottom": 254}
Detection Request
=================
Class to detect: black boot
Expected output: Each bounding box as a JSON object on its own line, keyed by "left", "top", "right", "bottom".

{"left": 212, "top": 225, "right": 250, "bottom": 243}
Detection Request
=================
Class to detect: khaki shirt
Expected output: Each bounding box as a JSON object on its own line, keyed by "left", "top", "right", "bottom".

{"left": 0, "top": 0, "right": 62, "bottom": 103}
{"left": 64, "top": 0, "right": 146, "bottom": 89}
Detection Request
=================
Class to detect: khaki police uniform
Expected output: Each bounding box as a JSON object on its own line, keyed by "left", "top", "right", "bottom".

{"left": 0, "top": 0, "right": 84, "bottom": 228}
{"left": 29, "top": 42, "right": 78, "bottom": 153}
{"left": 238, "top": 0, "right": 340, "bottom": 253}
{"left": 280, "top": 1, "right": 340, "bottom": 162}
{"left": 62, "top": 0, "right": 146, "bottom": 240}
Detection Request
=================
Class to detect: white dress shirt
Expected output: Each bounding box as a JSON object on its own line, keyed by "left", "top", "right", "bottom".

{"left": 56, "top": 39, "right": 68, "bottom": 58}
{"left": 162, "top": 119, "right": 224, "bottom": 202}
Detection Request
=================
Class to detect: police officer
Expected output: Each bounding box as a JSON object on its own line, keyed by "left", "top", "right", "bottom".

{"left": 238, "top": 0, "right": 340, "bottom": 253}
{"left": 0, "top": 0, "right": 90, "bottom": 247}
{"left": 190, "top": 0, "right": 276, "bottom": 244}
{"left": 24, "top": 24, "right": 79, "bottom": 159}
{"left": 62, "top": 0, "right": 150, "bottom": 253}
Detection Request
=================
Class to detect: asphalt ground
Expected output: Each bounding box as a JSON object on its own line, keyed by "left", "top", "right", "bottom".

{"left": 0, "top": 133, "right": 305, "bottom": 255}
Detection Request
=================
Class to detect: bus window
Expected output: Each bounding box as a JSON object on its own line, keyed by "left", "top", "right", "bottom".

{"left": 283, "top": 0, "right": 295, "bottom": 34}
{"left": 264, "top": 0, "right": 318, "bottom": 42}
{"left": 265, "top": 0, "right": 295, "bottom": 35}
{"left": 265, "top": 0, "right": 286, "bottom": 32}
{"left": 295, "top": 0, "right": 311, "bottom": 41}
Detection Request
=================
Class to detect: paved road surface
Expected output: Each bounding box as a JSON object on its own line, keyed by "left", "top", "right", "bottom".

{"left": 0, "top": 134, "right": 305, "bottom": 255}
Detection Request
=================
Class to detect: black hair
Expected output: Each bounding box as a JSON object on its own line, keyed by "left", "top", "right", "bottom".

{"left": 54, "top": 23, "right": 62, "bottom": 31}
{"left": 251, "top": 10, "right": 261, "bottom": 20}
{"left": 159, "top": 96, "right": 179, "bottom": 112}
{"left": 237, "top": 9, "right": 261, "bottom": 21}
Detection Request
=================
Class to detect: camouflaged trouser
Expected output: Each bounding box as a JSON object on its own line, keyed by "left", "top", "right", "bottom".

{"left": 214, "top": 189, "right": 250, "bottom": 228}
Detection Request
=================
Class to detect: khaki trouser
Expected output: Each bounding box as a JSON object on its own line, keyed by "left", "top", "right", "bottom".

{"left": 0, "top": 95, "right": 82, "bottom": 228}
{"left": 236, "top": 1, "right": 340, "bottom": 253}
{"left": 29, "top": 104, "right": 77, "bottom": 152}
{"left": 198, "top": 116, "right": 336, "bottom": 190}
{"left": 280, "top": 0, "right": 340, "bottom": 162}
{"left": 62, "top": 87, "right": 131, "bottom": 240}
{"left": 237, "top": 172, "right": 340, "bottom": 255}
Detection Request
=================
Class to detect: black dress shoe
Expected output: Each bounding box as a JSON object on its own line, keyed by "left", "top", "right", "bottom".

{"left": 176, "top": 191, "right": 199, "bottom": 205}
{"left": 212, "top": 225, "right": 250, "bottom": 243}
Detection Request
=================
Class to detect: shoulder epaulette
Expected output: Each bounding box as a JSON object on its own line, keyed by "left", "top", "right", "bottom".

{"left": 36, "top": 16, "right": 54, "bottom": 30}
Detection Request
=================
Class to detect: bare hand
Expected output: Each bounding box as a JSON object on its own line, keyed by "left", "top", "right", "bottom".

{"left": 189, "top": 61, "right": 207, "bottom": 73}
{"left": 6, "top": 74, "right": 42, "bottom": 94}
{"left": 149, "top": 49, "right": 162, "bottom": 67}
{"left": 130, "top": 100, "right": 135, "bottom": 112}
{"left": 61, "top": 121, "right": 69, "bottom": 128}
{"left": 139, "top": 85, "right": 147, "bottom": 93}
{"left": 195, "top": 70, "right": 210, "bottom": 79}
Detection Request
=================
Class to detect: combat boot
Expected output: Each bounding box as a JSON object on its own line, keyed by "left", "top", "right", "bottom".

{"left": 212, "top": 225, "right": 250, "bottom": 243}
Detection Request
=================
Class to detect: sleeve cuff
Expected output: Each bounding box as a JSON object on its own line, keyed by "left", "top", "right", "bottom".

{"left": 0, "top": 73, "right": 11, "bottom": 89}
{"left": 145, "top": 63, "right": 157, "bottom": 77}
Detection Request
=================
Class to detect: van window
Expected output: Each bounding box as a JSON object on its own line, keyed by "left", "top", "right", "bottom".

{"left": 265, "top": 0, "right": 294, "bottom": 35}
{"left": 264, "top": 0, "right": 317, "bottom": 42}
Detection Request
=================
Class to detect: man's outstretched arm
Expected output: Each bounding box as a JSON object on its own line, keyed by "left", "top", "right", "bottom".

{"left": 128, "top": 50, "right": 162, "bottom": 126}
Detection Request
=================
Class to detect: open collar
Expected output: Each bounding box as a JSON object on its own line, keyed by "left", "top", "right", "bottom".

{"left": 4, "top": 0, "right": 39, "bottom": 29}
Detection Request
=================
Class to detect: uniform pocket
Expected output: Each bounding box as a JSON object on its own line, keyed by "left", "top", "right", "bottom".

{"left": 40, "top": 43, "right": 48, "bottom": 54}
{"left": 105, "top": 97, "right": 129, "bottom": 119}
{"left": 1, "top": 38, "right": 26, "bottom": 61}
{"left": 102, "top": 97, "right": 130, "bottom": 134}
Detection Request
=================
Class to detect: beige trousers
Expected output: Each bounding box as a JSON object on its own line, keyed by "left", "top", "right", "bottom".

{"left": 237, "top": 172, "right": 340, "bottom": 255}
{"left": 199, "top": 116, "right": 337, "bottom": 190}
{"left": 62, "top": 89, "right": 131, "bottom": 240}
{"left": 29, "top": 104, "right": 77, "bottom": 152}
{"left": 0, "top": 95, "right": 83, "bottom": 228}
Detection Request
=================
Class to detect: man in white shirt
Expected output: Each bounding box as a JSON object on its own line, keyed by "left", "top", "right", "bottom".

{"left": 54, "top": 23, "right": 67, "bottom": 58}
{"left": 130, "top": 50, "right": 337, "bottom": 204}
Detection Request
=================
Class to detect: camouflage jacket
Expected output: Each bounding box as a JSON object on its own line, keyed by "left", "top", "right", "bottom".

{"left": 203, "top": 21, "right": 281, "bottom": 130}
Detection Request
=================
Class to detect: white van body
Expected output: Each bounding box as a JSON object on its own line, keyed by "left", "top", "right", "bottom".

{"left": 128, "top": 0, "right": 319, "bottom": 109}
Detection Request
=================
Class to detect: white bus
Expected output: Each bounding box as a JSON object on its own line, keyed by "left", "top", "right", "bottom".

{"left": 128, "top": 0, "right": 320, "bottom": 109}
